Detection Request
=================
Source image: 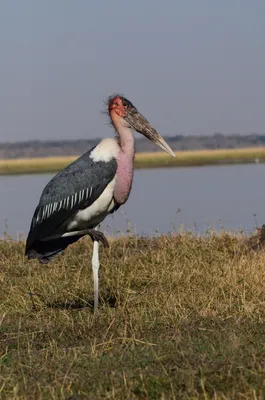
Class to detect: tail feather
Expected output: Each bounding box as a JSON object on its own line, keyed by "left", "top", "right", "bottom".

{"left": 25, "top": 235, "right": 84, "bottom": 264}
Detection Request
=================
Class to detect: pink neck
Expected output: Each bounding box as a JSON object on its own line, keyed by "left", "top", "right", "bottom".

{"left": 111, "top": 114, "right": 135, "bottom": 205}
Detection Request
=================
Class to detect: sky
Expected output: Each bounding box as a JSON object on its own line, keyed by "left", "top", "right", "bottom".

{"left": 1, "top": 0, "right": 265, "bottom": 142}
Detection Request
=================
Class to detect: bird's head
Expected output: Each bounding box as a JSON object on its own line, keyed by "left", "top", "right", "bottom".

{"left": 107, "top": 94, "right": 175, "bottom": 157}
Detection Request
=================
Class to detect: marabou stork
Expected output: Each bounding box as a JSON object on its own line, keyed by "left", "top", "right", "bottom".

{"left": 25, "top": 94, "right": 175, "bottom": 310}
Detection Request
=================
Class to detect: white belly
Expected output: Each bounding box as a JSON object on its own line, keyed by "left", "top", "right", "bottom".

{"left": 66, "top": 178, "right": 116, "bottom": 231}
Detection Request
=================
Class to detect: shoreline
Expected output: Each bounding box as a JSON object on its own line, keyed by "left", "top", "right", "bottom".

{"left": 0, "top": 147, "right": 264, "bottom": 175}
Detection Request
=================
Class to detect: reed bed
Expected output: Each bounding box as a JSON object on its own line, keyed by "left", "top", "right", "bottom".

{"left": 0, "top": 147, "right": 265, "bottom": 175}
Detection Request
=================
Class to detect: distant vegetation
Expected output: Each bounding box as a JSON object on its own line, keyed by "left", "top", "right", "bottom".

{"left": 1, "top": 133, "right": 265, "bottom": 159}
{"left": 0, "top": 147, "right": 265, "bottom": 175}
{"left": 1, "top": 232, "right": 264, "bottom": 398}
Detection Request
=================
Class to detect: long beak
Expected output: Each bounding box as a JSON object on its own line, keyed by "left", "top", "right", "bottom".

{"left": 126, "top": 111, "right": 175, "bottom": 157}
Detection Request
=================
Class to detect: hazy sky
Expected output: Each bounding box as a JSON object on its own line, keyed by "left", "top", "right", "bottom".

{"left": 1, "top": 1, "right": 265, "bottom": 142}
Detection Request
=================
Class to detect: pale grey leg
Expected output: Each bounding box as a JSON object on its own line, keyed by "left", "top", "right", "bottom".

{"left": 92, "top": 229, "right": 100, "bottom": 311}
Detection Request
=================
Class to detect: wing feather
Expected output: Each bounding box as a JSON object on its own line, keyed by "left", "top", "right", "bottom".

{"left": 25, "top": 150, "right": 117, "bottom": 255}
{"left": 32, "top": 187, "right": 95, "bottom": 226}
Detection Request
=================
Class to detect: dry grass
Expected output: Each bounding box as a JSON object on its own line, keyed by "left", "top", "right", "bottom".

{"left": 0, "top": 232, "right": 265, "bottom": 399}
{"left": 0, "top": 156, "right": 77, "bottom": 175}
{"left": 1, "top": 147, "right": 265, "bottom": 175}
{"left": 135, "top": 147, "right": 265, "bottom": 169}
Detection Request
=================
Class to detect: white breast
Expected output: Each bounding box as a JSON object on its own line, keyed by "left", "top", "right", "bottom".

{"left": 66, "top": 177, "right": 116, "bottom": 231}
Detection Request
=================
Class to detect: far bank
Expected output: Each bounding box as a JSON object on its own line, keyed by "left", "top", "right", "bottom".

{"left": 0, "top": 147, "right": 265, "bottom": 175}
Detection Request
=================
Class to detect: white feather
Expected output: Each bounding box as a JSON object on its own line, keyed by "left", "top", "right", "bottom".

{"left": 90, "top": 138, "right": 120, "bottom": 162}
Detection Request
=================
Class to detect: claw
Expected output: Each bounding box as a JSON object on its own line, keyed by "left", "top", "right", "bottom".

{"left": 87, "top": 229, "right": 109, "bottom": 248}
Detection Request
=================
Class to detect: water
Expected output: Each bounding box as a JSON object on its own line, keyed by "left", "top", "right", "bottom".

{"left": 1, "top": 164, "right": 265, "bottom": 239}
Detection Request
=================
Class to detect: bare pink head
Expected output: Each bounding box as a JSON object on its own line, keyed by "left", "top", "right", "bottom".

{"left": 107, "top": 94, "right": 175, "bottom": 157}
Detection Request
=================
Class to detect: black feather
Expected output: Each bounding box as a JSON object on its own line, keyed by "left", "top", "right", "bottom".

{"left": 26, "top": 236, "right": 81, "bottom": 263}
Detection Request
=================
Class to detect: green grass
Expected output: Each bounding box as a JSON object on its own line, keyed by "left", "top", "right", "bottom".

{"left": 0, "top": 232, "right": 265, "bottom": 399}
{"left": 1, "top": 147, "right": 265, "bottom": 175}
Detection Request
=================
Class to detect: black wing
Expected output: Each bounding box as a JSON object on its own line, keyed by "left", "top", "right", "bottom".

{"left": 25, "top": 149, "right": 117, "bottom": 255}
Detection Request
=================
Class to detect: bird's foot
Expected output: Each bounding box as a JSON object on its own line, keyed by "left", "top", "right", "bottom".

{"left": 87, "top": 229, "right": 109, "bottom": 248}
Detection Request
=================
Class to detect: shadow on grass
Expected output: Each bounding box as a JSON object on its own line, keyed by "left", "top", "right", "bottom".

{"left": 44, "top": 291, "right": 117, "bottom": 311}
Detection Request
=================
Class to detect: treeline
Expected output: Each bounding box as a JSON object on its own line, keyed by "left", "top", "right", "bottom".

{"left": 1, "top": 133, "right": 265, "bottom": 159}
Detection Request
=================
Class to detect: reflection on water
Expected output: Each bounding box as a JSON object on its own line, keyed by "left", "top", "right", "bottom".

{"left": 1, "top": 164, "right": 265, "bottom": 239}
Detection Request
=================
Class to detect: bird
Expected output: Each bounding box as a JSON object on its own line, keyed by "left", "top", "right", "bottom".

{"left": 25, "top": 94, "right": 175, "bottom": 311}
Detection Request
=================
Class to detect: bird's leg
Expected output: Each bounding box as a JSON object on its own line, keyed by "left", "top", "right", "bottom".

{"left": 87, "top": 229, "right": 109, "bottom": 248}
{"left": 88, "top": 227, "right": 109, "bottom": 312}
{"left": 92, "top": 238, "right": 99, "bottom": 312}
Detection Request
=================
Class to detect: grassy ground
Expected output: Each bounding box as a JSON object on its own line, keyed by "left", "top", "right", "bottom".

{"left": 0, "top": 233, "right": 265, "bottom": 399}
{"left": 1, "top": 147, "right": 265, "bottom": 175}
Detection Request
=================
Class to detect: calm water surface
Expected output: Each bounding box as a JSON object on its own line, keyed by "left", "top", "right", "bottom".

{"left": 1, "top": 164, "right": 265, "bottom": 239}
